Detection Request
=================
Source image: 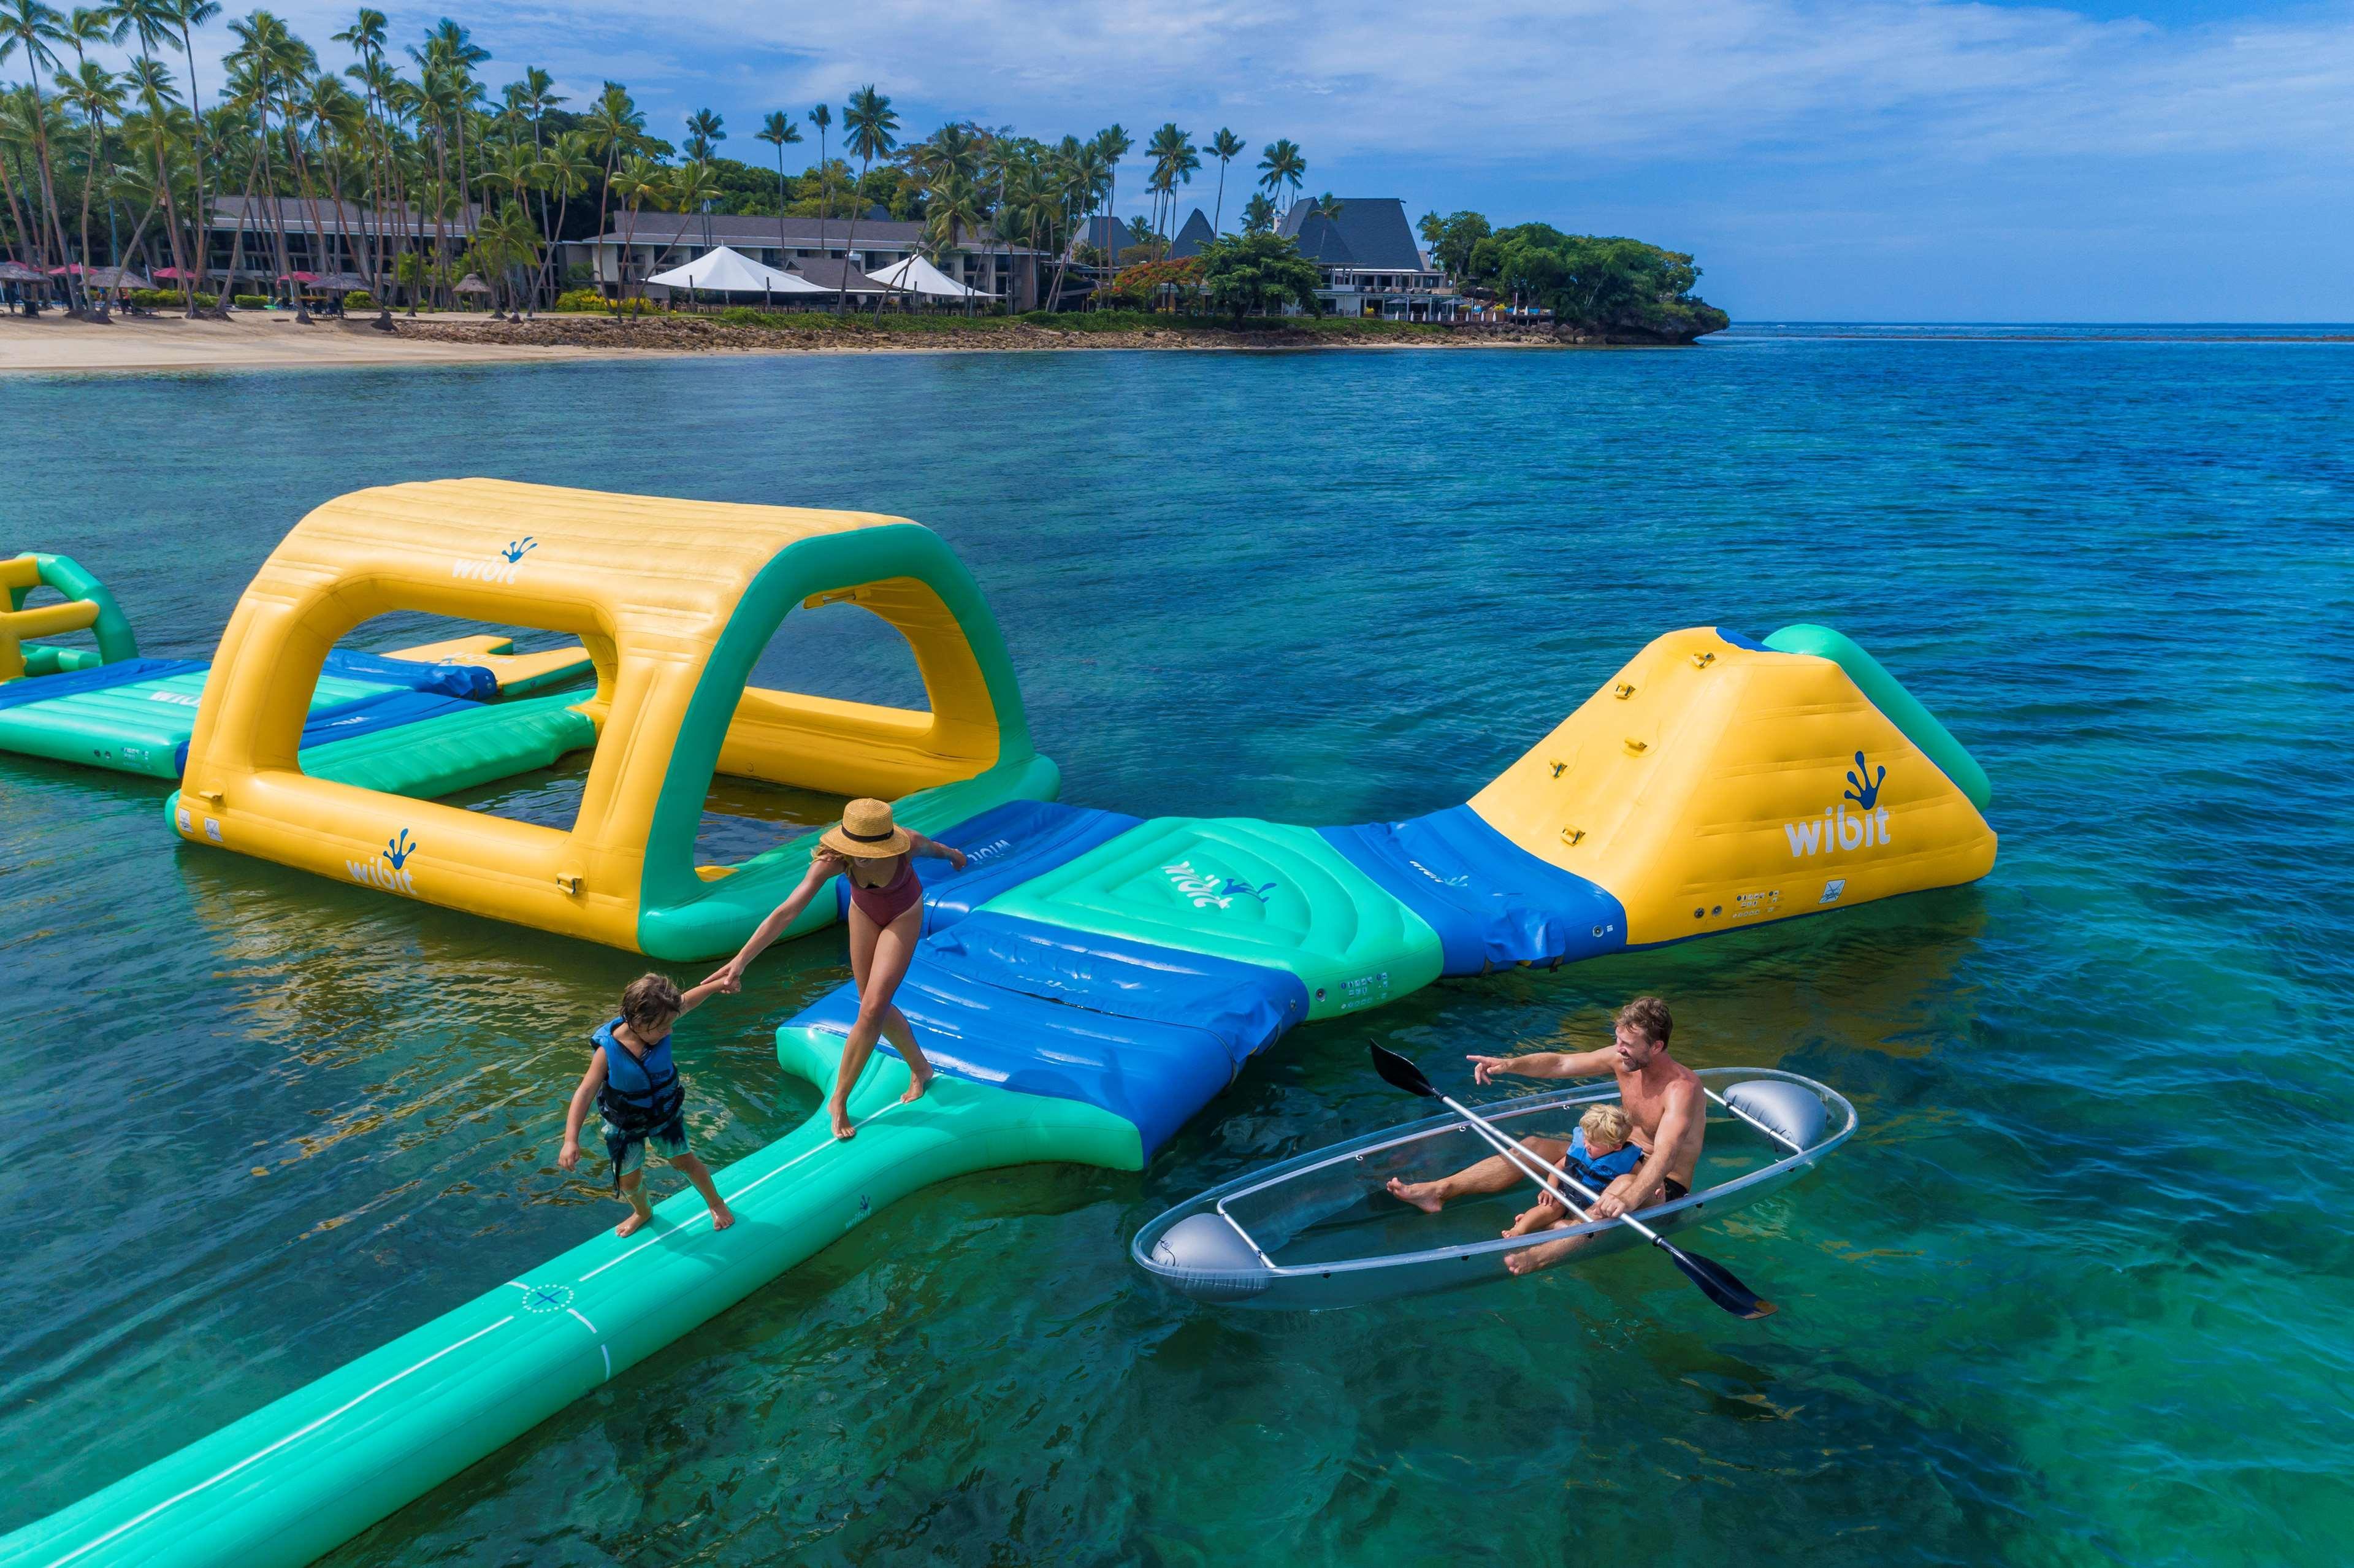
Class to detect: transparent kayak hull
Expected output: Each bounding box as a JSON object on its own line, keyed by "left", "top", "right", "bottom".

{"left": 1132, "top": 1068, "right": 1855, "bottom": 1311}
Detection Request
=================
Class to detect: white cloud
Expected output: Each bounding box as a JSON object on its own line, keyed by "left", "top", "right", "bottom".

{"left": 224, "top": 0, "right": 2354, "bottom": 177}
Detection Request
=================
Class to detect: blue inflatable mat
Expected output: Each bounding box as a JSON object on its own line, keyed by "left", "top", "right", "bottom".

{"left": 838, "top": 798, "right": 1142, "bottom": 936}
{"left": 321, "top": 649, "right": 497, "bottom": 700}
{"left": 1321, "top": 803, "right": 1630, "bottom": 974}
{"left": 170, "top": 687, "right": 479, "bottom": 773}
{"left": 0, "top": 657, "right": 203, "bottom": 713}
{"left": 927, "top": 912, "right": 1304, "bottom": 1066}
{"left": 795, "top": 963, "right": 1255, "bottom": 1156}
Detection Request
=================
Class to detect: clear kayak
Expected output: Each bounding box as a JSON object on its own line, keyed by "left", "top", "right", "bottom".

{"left": 1133, "top": 1068, "right": 1855, "bottom": 1310}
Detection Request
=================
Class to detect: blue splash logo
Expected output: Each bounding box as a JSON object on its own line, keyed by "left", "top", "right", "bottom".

{"left": 347, "top": 828, "right": 419, "bottom": 895}
{"left": 1786, "top": 750, "right": 1892, "bottom": 858}
{"left": 454, "top": 537, "right": 536, "bottom": 583}
{"left": 1161, "top": 860, "right": 1275, "bottom": 910}
{"left": 1843, "top": 751, "right": 1886, "bottom": 810}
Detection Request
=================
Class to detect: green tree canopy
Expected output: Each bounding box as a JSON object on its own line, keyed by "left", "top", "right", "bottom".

{"left": 1460, "top": 220, "right": 1727, "bottom": 335}
{"left": 1198, "top": 229, "right": 1320, "bottom": 322}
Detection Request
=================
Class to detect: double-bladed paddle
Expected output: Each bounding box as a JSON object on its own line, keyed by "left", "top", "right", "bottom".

{"left": 1369, "top": 1042, "right": 1776, "bottom": 1320}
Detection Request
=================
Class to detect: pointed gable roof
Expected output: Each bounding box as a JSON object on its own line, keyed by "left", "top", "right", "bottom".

{"left": 1283, "top": 208, "right": 1356, "bottom": 266}
{"left": 1169, "top": 208, "right": 1217, "bottom": 259}
{"left": 1278, "top": 197, "right": 1424, "bottom": 270}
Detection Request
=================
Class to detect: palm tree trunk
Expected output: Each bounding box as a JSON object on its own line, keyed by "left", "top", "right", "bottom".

{"left": 21, "top": 80, "right": 83, "bottom": 314}
{"left": 0, "top": 140, "right": 34, "bottom": 271}
{"left": 176, "top": 21, "right": 220, "bottom": 315}
{"left": 1212, "top": 162, "right": 1226, "bottom": 237}
{"left": 833, "top": 155, "right": 866, "bottom": 315}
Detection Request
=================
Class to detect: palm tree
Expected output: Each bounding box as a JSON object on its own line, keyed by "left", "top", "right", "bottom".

{"left": 665, "top": 153, "right": 715, "bottom": 276}
{"left": 0, "top": 85, "right": 44, "bottom": 270}
{"left": 1239, "top": 191, "right": 1274, "bottom": 235}
{"left": 1145, "top": 121, "right": 1196, "bottom": 252}
{"left": 752, "top": 109, "right": 798, "bottom": 262}
{"left": 1090, "top": 121, "right": 1128, "bottom": 290}
{"left": 166, "top": 0, "right": 221, "bottom": 310}
{"left": 580, "top": 80, "right": 638, "bottom": 296}
{"left": 1256, "top": 137, "right": 1304, "bottom": 215}
{"left": 59, "top": 5, "right": 126, "bottom": 313}
{"left": 682, "top": 105, "right": 721, "bottom": 163}
{"left": 334, "top": 10, "right": 394, "bottom": 316}
{"left": 1041, "top": 133, "right": 1100, "bottom": 312}
{"left": 606, "top": 148, "right": 662, "bottom": 304}
{"left": 476, "top": 196, "right": 535, "bottom": 315}
{"left": 833, "top": 84, "right": 894, "bottom": 315}
{"left": 115, "top": 0, "right": 183, "bottom": 294}
{"left": 59, "top": 58, "right": 124, "bottom": 316}
{"left": 1207, "top": 126, "right": 1241, "bottom": 236}
{"left": 2, "top": 0, "right": 78, "bottom": 312}
{"left": 805, "top": 100, "right": 828, "bottom": 266}
{"left": 921, "top": 172, "right": 982, "bottom": 315}
{"left": 527, "top": 126, "right": 594, "bottom": 308}
{"left": 118, "top": 55, "right": 185, "bottom": 298}
{"left": 1311, "top": 192, "right": 1342, "bottom": 221}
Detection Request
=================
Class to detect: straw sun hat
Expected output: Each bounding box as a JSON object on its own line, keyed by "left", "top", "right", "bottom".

{"left": 819, "top": 797, "right": 912, "bottom": 860}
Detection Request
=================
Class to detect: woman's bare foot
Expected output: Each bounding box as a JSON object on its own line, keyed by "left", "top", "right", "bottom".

{"left": 900, "top": 1062, "right": 934, "bottom": 1104}
{"left": 830, "top": 1103, "right": 857, "bottom": 1139}
{"left": 616, "top": 1207, "right": 652, "bottom": 1237}
{"left": 1386, "top": 1177, "right": 1445, "bottom": 1214}
{"left": 708, "top": 1204, "right": 736, "bottom": 1231}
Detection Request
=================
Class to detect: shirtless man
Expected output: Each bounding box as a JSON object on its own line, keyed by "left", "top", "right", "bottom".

{"left": 1384, "top": 997, "right": 1706, "bottom": 1275}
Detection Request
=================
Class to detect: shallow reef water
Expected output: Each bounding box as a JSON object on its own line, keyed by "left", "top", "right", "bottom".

{"left": 2, "top": 327, "right": 2350, "bottom": 1566}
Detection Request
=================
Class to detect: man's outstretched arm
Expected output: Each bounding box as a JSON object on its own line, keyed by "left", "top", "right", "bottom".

{"left": 1466, "top": 1046, "right": 1621, "bottom": 1085}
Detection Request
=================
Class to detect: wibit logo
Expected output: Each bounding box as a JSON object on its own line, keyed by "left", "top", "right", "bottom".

{"left": 1786, "top": 750, "right": 1892, "bottom": 858}
{"left": 1161, "top": 860, "right": 1277, "bottom": 909}
{"left": 347, "top": 828, "right": 419, "bottom": 895}
{"left": 453, "top": 537, "right": 536, "bottom": 583}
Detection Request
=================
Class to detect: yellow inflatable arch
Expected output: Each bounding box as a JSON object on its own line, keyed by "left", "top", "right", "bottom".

{"left": 170, "top": 479, "right": 1054, "bottom": 957}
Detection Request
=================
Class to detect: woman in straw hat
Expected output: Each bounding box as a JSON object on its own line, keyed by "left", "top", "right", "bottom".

{"left": 706, "top": 798, "right": 967, "bottom": 1138}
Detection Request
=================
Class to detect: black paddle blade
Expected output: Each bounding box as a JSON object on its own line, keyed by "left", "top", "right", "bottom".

{"left": 1655, "top": 1237, "right": 1777, "bottom": 1320}
{"left": 1368, "top": 1042, "right": 1437, "bottom": 1098}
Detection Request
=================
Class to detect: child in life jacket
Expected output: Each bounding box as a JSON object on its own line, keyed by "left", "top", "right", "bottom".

{"left": 1502, "top": 1101, "right": 1644, "bottom": 1242}
{"left": 559, "top": 973, "right": 737, "bottom": 1236}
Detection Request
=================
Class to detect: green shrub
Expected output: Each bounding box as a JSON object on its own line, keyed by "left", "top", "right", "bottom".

{"left": 554, "top": 288, "right": 610, "bottom": 313}
{"left": 342, "top": 291, "right": 373, "bottom": 308}
{"left": 123, "top": 288, "right": 211, "bottom": 308}
{"left": 232, "top": 294, "right": 272, "bottom": 310}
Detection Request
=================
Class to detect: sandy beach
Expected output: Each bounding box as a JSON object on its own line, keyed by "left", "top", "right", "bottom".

{"left": 0, "top": 309, "right": 1613, "bottom": 375}
{"left": 0, "top": 312, "right": 641, "bottom": 374}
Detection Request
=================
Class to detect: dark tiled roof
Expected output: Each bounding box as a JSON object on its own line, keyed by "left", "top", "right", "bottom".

{"left": 206, "top": 196, "right": 481, "bottom": 235}
{"left": 1286, "top": 210, "right": 1356, "bottom": 266}
{"left": 586, "top": 212, "right": 1040, "bottom": 255}
{"left": 1169, "top": 208, "right": 1217, "bottom": 259}
{"left": 782, "top": 256, "right": 887, "bottom": 293}
{"left": 1278, "top": 197, "right": 1423, "bottom": 270}
{"left": 1078, "top": 215, "right": 1151, "bottom": 254}
{"left": 590, "top": 212, "right": 925, "bottom": 248}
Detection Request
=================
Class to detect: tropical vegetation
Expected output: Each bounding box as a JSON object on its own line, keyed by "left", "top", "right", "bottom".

{"left": 1418, "top": 209, "right": 1729, "bottom": 337}
{"left": 0, "top": 1, "right": 1334, "bottom": 322}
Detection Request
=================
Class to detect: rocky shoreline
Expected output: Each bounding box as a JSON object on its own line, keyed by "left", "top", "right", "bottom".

{"left": 389, "top": 313, "right": 1708, "bottom": 354}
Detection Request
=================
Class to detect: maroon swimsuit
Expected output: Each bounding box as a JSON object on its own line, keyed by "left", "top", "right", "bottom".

{"left": 847, "top": 856, "right": 922, "bottom": 925}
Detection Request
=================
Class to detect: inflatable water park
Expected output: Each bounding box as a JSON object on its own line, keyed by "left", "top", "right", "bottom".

{"left": 0, "top": 481, "right": 1997, "bottom": 1567}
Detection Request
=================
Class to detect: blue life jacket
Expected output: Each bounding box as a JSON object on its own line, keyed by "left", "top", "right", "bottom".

{"left": 1559, "top": 1126, "right": 1642, "bottom": 1198}
{"left": 594, "top": 1016, "right": 684, "bottom": 1133}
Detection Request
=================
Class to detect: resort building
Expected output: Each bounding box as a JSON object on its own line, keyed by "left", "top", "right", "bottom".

{"left": 559, "top": 215, "right": 1046, "bottom": 308}
{"left": 1275, "top": 198, "right": 1458, "bottom": 321}
{"left": 200, "top": 196, "right": 481, "bottom": 285}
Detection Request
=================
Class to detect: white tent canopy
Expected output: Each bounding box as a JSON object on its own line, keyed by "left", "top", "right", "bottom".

{"left": 644, "top": 245, "right": 829, "bottom": 296}
{"left": 868, "top": 254, "right": 996, "bottom": 299}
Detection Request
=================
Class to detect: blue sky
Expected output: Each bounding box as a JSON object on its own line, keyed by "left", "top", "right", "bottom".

{"left": 244, "top": 0, "right": 2354, "bottom": 321}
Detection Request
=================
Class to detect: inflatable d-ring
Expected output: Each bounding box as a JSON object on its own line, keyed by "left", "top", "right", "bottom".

{"left": 0, "top": 552, "right": 139, "bottom": 681}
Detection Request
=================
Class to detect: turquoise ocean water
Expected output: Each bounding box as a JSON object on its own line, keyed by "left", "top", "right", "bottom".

{"left": 3, "top": 328, "right": 2349, "bottom": 1566}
